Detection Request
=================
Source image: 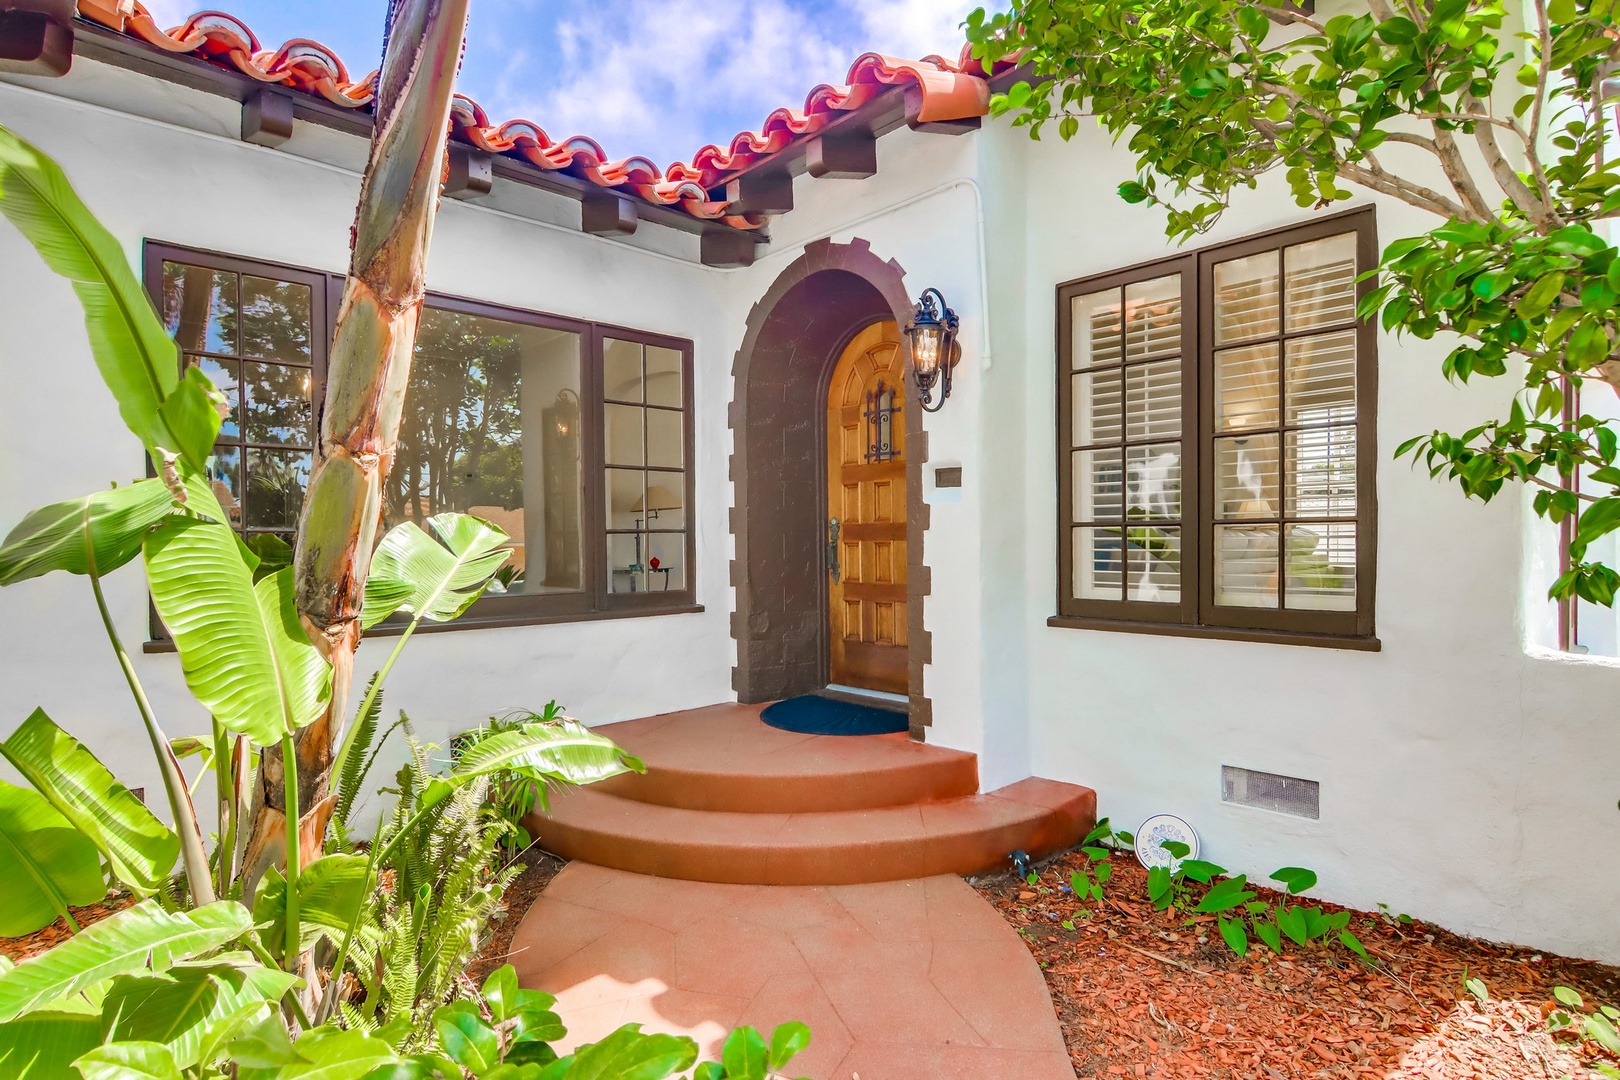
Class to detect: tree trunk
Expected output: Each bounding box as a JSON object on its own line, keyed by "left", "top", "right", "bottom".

{"left": 241, "top": 0, "right": 471, "bottom": 892}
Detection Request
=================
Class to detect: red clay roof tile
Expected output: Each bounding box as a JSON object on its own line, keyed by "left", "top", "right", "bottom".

{"left": 74, "top": 2, "right": 1011, "bottom": 229}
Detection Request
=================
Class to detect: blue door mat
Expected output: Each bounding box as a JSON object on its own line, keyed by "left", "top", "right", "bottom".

{"left": 760, "top": 694, "right": 908, "bottom": 736}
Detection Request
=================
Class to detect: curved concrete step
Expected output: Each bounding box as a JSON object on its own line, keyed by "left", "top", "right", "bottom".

{"left": 527, "top": 777, "right": 1096, "bottom": 886}
{"left": 588, "top": 703, "right": 979, "bottom": 814}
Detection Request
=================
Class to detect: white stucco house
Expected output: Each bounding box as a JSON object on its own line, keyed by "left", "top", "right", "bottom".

{"left": 1, "top": 1, "right": 1616, "bottom": 964}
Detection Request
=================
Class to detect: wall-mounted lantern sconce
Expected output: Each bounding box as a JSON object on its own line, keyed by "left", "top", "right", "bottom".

{"left": 904, "top": 288, "right": 961, "bottom": 413}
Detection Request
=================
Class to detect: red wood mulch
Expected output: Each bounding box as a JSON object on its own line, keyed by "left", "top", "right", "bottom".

{"left": 0, "top": 892, "right": 136, "bottom": 963}
{"left": 467, "top": 848, "right": 567, "bottom": 984}
{"left": 973, "top": 850, "right": 1620, "bottom": 1079}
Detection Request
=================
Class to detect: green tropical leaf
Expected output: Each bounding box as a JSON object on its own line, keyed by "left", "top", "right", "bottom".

{"left": 433, "top": 1001, "right": 500, "bottom": 1072}
{"left": 564, "top": 1024, "right": 697, "bottom": 1080}
{"left": 193, "top": 1001, "right": 277, "bottom": 1074}
{"left": 0, "top": 899, "right": 251, "bottom": 1023}
{"left": 100, "top": 964, "right": 296, "bottom": 1071}
{"left": 72, "top": 1041, "right": 182, "bottom": 1080}
{"left": 481, "top": 965, "right": 520, "bottom": 1023}
{"left": 238, "top": 1027, "right": 400, "bottom": 1080}
{"left": 0, "top": 481, "right": 175, "bottom": 587}
{"left": 144, "top": 518, "right": 330, "bottom": 745}
{"left": 252, "top": 854, "right": 372, "bottom": 952}
{"left": 1, "top": 709, "right": 177, "bottom": 895}
{"left": 438, "top": 718, "right": 643, "bottom": 810}
{"left": 1253, "top": 918, "right": 1283, "bottom": 954}
{"left": 244, "top": 534, "right": 293, "bottom": 583}
{"left": 722, "top": 1025, "right": 768, "bottom": 1080}
{"left": 1276, "top": 905, "right": 1308, "bottom": 947}
{"left": 0, "top": 780, "right": 105, "bottom": 937}
{"left": 360, "top": 576, "right": 414, "bottom": 630}
{"left": 0, "top": 1010, "right": 100, "bottom": 1079}
{"left": 367, "top": 514, "right": 513, "bottom": 624}
{"left": 1217, "top": 915, "right": 1248, "bottom": 957}
{"left": 1269, "top": 867, "right": 1318, "bottom": 895}
{"left": 0, "top": 125, "right": 216, "bottom": 470}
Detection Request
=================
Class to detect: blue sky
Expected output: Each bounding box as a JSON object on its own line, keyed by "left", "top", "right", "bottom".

{"left": 142, "top": 0, "right": 980, "bottom": 168}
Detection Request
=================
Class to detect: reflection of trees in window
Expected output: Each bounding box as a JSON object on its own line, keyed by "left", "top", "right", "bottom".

{"left": 160, "top": 260, "right": 315, "bottom": 539}
{"left": 386, "top": 309, "right": 524, "bottom": 525}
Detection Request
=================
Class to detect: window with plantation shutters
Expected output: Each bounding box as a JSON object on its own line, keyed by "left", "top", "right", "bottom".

{"left": 1055, "top": 209, "right": 1378, "bottom": 648}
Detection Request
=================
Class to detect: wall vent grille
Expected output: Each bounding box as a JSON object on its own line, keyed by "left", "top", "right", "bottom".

{"left": 1222, "top": 766, "right": 1320, "bottom": 820}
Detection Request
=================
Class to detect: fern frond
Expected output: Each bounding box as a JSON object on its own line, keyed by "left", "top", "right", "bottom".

{"left": 334, "top": 674, "right": 386, "bottom": 842}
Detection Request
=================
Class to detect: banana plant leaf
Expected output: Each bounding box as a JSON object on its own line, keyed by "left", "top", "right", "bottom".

{"left": 0, "top": 899, "right": 252, "bottom": 1024}
{"left": 452, "top": 718, "right": 645, "bottom": 785}
{"left": 1, "top": 709, "right": 178, "bottom": 895}
{"left": 0, "top": 480, "right": 175, "bottom": 587}
{"left": 101, "top": 964, "right": 298, "bottom": 1071}
{"left": 72, "top": 1040, "right": 182, "bottom": 1080}
{"left": 360, "top": 575, "right": 414, "bottom": 630}
{"left": 0, "top": 125, "right": 218, "bottom": 471}
{"left": 0, "top": 1009, "right": 100, "bottom": 1079}
{"left": 427, "top": 719, "right": 645, "bottom": 812}
{"left": 366, "top": 514, "right": 513, "bottom": 625}
{"left": 0, "top": 781, "right": 105, "bottom": 938}
{"left": 144, "top": 518, "right": 331, "bottom": 746}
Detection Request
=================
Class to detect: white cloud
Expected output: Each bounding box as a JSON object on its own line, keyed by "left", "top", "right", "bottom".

{"left": 847, "top": 0, "right": 979, "bottom": 62}
{"left": 463, "top": 0, "right": 981, "bottom": 169}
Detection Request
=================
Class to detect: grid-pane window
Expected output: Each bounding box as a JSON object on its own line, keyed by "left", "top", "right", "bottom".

{"left": 147, "top": 243, "right": 695, "bottom": 634}
{"left": 159, "top": 259, "right": 321, "bottom": 543}
{"left": 1057, "top": 210, "right": 1375, "bottom": 643}
{"left": 603, "top": 338, "right": 687, "bottom": 593}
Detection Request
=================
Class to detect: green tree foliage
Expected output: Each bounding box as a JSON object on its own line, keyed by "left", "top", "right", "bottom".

{"left": 968, "top": 0, "right": 1620, "bottom": 605}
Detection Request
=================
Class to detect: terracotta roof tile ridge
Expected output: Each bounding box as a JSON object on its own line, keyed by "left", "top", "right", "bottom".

{"left": 73, "top": 3, "right": 1014, "bottom": 228}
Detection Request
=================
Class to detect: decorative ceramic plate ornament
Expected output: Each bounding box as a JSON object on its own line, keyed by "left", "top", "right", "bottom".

{"left": 1134, "top": 814, "right": 1199, "bottom": 872}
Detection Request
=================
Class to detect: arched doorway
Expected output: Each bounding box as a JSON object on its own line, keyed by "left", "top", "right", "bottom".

{"left": 728, "top": 239, "right": 932, "bottom": 736}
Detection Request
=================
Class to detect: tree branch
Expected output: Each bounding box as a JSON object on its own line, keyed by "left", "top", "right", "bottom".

{"left": 1467, "top": 96, "right": 1564, "bottom": 228}
{"left": 1530, "top": 0, "right": 1552, "bottom": 150}
{"left": 1338, "top": 158, "right": 1472, "bottom": 218}
{"left": 1252, "top": 4, "right": 1326, "bottom": 32}
{"left": 1430, "top": 126, "right": 1499, "bottom": 223}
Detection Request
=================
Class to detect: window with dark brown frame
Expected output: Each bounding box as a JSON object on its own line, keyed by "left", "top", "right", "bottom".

{"left": 1054, "top": 209, "right": 1378, "bottom": 648}
{"left": 145, "top": 243, "right": 697, "bottom": 639}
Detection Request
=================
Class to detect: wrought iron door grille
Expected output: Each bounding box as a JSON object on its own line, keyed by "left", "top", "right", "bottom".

{"left": 864, "top": 381, "right": 900, "bottom": 463}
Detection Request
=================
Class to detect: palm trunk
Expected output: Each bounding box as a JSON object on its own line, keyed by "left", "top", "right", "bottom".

{"left": 241, "top": 0, "right": 471, "bottom": 891}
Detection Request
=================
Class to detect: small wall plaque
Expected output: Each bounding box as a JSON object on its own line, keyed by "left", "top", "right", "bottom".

{"left": 935, "top": 466, "right": 962, "bottom": 488}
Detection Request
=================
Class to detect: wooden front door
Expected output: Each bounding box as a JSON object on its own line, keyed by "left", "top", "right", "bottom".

{"left": 826, "top": 320, "right": 908, "bottom": 694}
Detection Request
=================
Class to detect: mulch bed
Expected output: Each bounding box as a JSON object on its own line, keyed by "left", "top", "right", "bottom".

{"left": 972, "top": 849, "right": 1620, "bottom": 1078}
{"left": 0, "top": 892, "right": 135, "bottom": 963}
{"left": 468, "top": 846, "right": 567, "bottom": 984}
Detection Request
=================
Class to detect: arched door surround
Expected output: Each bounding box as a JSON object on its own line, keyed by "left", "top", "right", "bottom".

{"left": 728, "top": 238, "right": 933, "bottom": 737}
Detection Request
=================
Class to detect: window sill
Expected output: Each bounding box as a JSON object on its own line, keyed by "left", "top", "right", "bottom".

{"left": 142, "top": 603, "right": 706, "bottom": 654}
{"left": 1045, "top": 615, "right": 1381, "bottom": 652}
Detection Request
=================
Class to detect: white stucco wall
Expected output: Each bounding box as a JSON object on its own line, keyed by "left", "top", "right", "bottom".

{"left": 0, "top": 65, "right": 738, "bottom": 816}
{"left": 3, "top": 48, "right": 1617, "bottom": 965}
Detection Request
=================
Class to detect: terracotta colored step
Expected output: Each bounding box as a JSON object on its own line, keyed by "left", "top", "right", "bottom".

{"left": 588, "top": 703, "right": 980, "bottom": 814}
{"left": 526, "top": 777, "right": 1097, "bottom": 886}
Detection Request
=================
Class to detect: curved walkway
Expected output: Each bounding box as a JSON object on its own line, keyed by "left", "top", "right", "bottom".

{"left": 511, "top": 862, "right": 1076, "bottom": 1080}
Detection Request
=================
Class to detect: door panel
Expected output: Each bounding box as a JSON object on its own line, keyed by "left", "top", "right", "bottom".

{"left": 827, "top": 320, "right": 908, "bottom": 694}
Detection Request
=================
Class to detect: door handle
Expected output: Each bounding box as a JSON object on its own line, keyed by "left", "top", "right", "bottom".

{"left": 827, "top": 517, "right": 841, "bottom": 584}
